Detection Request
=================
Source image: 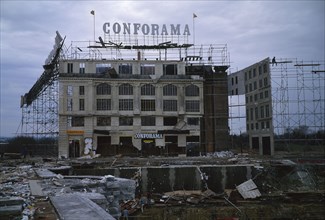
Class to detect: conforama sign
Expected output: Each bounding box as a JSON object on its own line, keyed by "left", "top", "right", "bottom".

{"left": 103, "top": 22, "right": 191, "bottom": 36}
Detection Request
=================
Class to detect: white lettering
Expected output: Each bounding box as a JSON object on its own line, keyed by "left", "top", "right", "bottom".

{"left": 134, "top": 133, "right": 163, "bottom": 139}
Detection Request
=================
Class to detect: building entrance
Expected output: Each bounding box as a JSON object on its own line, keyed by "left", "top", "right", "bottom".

{"left": 141, "top": 139, "right": 158, "bottom": 156}
{"left": 97, "top": 136, "right": 112, "bottom": 156}
{"left": 69, "top": 140, "right": 80, "bottom": 158}
{"left": 262, "top": 136, "right": 271, "bottom": 155}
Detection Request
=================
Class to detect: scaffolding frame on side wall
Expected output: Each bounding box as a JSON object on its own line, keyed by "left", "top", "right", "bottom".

{"left": 19, "top": 79, "right": 59, "bottom": 139}
{"left": 271, "top": 58, "right": 325, "bottom": 148}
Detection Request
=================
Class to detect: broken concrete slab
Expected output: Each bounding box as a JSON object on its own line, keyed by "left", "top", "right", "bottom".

{"left": 0, "top": 204, "right": 23, "bottom": 217}
{"left": 34, "top": 169, "right": 57, "bottom": 178}
{"left": 236, "top": 179, "right": 261, "bottom": 199}
{"left": 29, "top": 180, "right": 45, "bottom": 197}
{"left": 0, "top": 197, "right": 24, "bottom": 206}
{"left": 50, "top": 194, "right": 115, "bottom": 220}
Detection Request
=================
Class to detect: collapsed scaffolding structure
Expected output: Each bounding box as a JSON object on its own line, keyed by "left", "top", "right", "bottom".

{"left": 19, "top": 32, "right": 64, "bottom": 139}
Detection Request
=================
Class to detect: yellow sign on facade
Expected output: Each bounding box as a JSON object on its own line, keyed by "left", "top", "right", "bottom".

{"left": 67, "top": 130, "right": 84, "bottom": 135}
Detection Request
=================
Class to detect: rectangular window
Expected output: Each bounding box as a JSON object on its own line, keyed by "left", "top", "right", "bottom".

{"left": 266, "top": 121, "right": 270, "bottom": 129}
{"left": 249, "top": 70, "right": 252, "bottom": 79}
{"left": 250, "top": 108, "right": 254, "bottom": 121}
{"left": 97, "top": 117, "right": 111, "bottom": 126}
{"left": 119, "top": 63, "right": 132, "bottom": 74}
{"left": 185, "top": 100, "right": 200, "bottom": 112}
{"left": 163, "top": 100, "right": 177, "bottom": 111}
{"left": 141, "top": 100, "right": 156, "bottom": 111}
{"left": 258, "top": 66, "right": 262, "bottom": 75}
{"left": 249, "top": 83, "right": 252, "bottom": 92}
{"left": 253, "top": 81, "right": 257, "bottom": 90}
{"left": 119, "top": 99, "right": 133, "bottom": 111}
{"left": 260, "top": 92, "right": 263, "bottom": 99}
{"left": 79, "top": 63, "right": 85, "bottom": 74}
{"left": 97, "top": 99, "right": 111, "bottom": 111}
{"left": 163, "top": 117, "right": 178, "bottom": 126}
{"left": 231, "top": 78, "right": 234, "bottom": 85}
{"left": 163, "top": 64, "right": 177, "bottom": 75}
{"left": 79, "top": 86, "right": 85, "bottom": 95}
{"left": 260, "top": 106, "right": 265, "bottom": 118}
{"left": 244, "top": 72, "right": 247, "bottom": 81}
{"left": 79, "top": 99, "right": 84, "bottom": 111}
{"left": 67, "top": 85, "right": 73, "bottom": 96}
{"left": 256, "top": 123, "right": 259, "bottom": 130}
{"left": 253, "top": 68, "right": 256, "bottom": 77}
{"left": 119, "top": 117, "right": 133, "bottom": 126}
{"left": 264, "top": 90, "right": 269, "bottom": 98}
{"left": 263, "top": 63, "right": 267, "bottom": 73}
{"left": 140, "top": 64, "right": 155, "bottom": 75}
{"left": 96, "top": 63, "right": 111, "bottom": 74}
{"left": 254, "top": 94, "right": 258, "bottom": 102}
{"left": 265, "top": 105, "right": 270, "bottom": 117}
{"left": 259, "top": 79, "right": 263, "bottom": 88}
{"left": 255, "top": 107, "right": 258, "bottom": 119}
{"left": 67, "top": 63, "right": 73, "bottom": 73}
{"left": 72, "top": 116, "right": 84, "bottom": 127}
{"left": 187, "top": 117, "right": 200, "bottom": 125}
{"left": 67, "top": 98, "right": 73, "bottom": 111}
{"left": 141, "top": 116, "right": 155, "bottom": 126}
{"left": 246, "top": 109, "right": 249, "bottom": 121}
{"left": 235, "top": 76, "right": 238, "bottom": 84}
{"left": 264, "top": 77, "right": 268, "bottom": 87}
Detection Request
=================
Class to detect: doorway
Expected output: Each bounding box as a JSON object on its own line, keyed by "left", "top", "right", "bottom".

{"left": 69, "top": 140, "right": 80, "bottom": 158}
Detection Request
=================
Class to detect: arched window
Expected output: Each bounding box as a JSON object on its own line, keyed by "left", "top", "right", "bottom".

{"left": 96, "top": 83, "right": 111, "bottom": 95}
{"left": 163, "top": 84, "right": 177, "bottom": 96}
{"left": 185, "top": 85, "right": 199, "bottom": 96}
{"left": 119, "top": 83, "right": 133, "bottom": 95}
{"left": 141, "top": 84, "right": 155, "bottom": 96}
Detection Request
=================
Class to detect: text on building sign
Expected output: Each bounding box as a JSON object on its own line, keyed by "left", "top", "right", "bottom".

{"left": 103, "top": 22, "right": 191, "bottom": 36}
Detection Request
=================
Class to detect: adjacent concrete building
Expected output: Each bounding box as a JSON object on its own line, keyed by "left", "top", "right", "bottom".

{"left": 228, "top": 58, "right": 274, "bottom": 155}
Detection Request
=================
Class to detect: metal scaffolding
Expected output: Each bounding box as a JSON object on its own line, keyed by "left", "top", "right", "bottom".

{"left": 19, "top": 79, "right": 59, "bottom": 138}
{"left": 271, "top": 58, "right": 325, "bottom": 146}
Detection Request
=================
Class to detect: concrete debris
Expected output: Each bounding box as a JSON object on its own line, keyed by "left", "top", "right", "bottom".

{"left": 236, "top": 179, "right": 261, "bottom": 199}
{"left": 1, "top": 152, "right": 324, "bottom": 219}
{"left": 50, "top": 194, "right": 115, "bottom": 220}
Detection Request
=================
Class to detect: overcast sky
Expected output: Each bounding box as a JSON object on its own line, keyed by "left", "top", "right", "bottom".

{"left": 0, "top": 0, "right": 324, "bottom": 137}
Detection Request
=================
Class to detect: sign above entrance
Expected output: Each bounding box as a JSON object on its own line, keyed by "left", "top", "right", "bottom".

{"left": 134, "top": 133, "right": 163, "bottom": 139}
{"left": 103, "top": 22, "right": 191, "bottom": 36}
